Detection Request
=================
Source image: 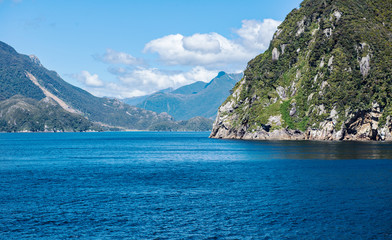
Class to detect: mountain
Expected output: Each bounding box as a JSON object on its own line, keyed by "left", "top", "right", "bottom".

{"left": 0, "top": 41, "right": 211, "bottom": 132}
{"left": 124, "top": 87, "right": 173, "bottom": 106}
{"left": 148, "top": 116, "right": 214, "bottom": 132}
{"left": 0, "top": 95, "right": 99, "bottom": 132}
{"left": 133, "top": 72, "right": 243, "bottom": 120}
{"left": 211, "top": 0, "right": 392, "bottom": 141}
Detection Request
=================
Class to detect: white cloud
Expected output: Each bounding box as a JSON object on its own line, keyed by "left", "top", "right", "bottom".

{"left": 87, "top": 18, "right": 281, "bottom": 98}
{"left": 73, "top": 70, "right": 104, "bottom": 87}
{"left": 236, "top": 19, "right": 281, "bottom": 50}
{"left": 144, "top": 18, "right": 281, "bottom": 69}
{"left": 88, "top": 82, "right": 148, "bottom": 98}
{"left": 97, "top": 48, "right": 142, "bottom": 65}
{"left": 118, "top": 66, "right": 217, "bottom": 94}
{"left": 144, "top": 33, "right": 249, "bottom": 68}
{"left": 183, "top": 34, "right": 221, "bottom": 54}
{"left": 71, "top": 67, "right": 218, "bottom": 99}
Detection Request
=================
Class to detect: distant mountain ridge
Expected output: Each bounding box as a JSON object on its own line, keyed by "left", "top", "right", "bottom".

{"left": 0, "top": 41, "right": 212, "bottom": 132}
{"left": 125, "top": 72, "right": 243, "bottom": 120}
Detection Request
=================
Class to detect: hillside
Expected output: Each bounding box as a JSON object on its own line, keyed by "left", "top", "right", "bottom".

{"left": 0, "top": 41, "right": 211, "bottom": 131}
{"left": 211, "top": 0, "right": 392, "bottom": 141}
{"left": 0, "top": 95, "right": 99, "bottom": 132}
{"left": 134, "top": 72, "right": 243, "bottom": 120}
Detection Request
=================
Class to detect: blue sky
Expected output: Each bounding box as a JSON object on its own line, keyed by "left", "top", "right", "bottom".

{"left": 0, "top": 0, "right": 302, "bottom": 98}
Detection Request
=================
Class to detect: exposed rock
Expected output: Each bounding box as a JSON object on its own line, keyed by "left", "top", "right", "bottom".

{"left": 321, "top": 81, "right": 329, "bottom": 90}
{"left": 210, "top": 0, "right": 392, "bottom": 142}
{"left": 360, "top": 54, "right": 370, "bottom": 77}
{"left": 26, "top": 72, "right": 80, "bottom": 114}
{"left": 328, "top": 56, "right": 334, "bottom": 68}
{"left": 268, "top": 115, "right": 282, "bottom": 126}
{"left": 290, "top": 81, "right": 297, "bottom": 97}
{"left": 274, "top": 29, "right": 283, "bottom": 39}
{"left": 272, "top": 47, "right": 280, "bottom": 61}
{"left": 29, "top": 55, "right": 42, "bottom": 67}
{"left": 318, "top": 105, "right": 326, "bottom": 115}
{"left": 276, "top": 86, "right": 287, "bottom": 100}
{"left": 332, "top": 10, "right": 342, "bottom": 21}
{"left": 324, "top": 28, "right": 333, "bottom": 38}
{"left": 280, "top": 44, "right": 287, "bottom": 55}
{"left": 307, "top": 93, "right": 314, "bottom": 102}
{"left": 289, "top": 102, "right": 297, "bottom": 116}
{"left": 312, "top": 23, "right": 320, "bottom": 36}
{"left": 296, "top": 17, "right": 306, "bottom": 36}
{"left": 330, "top": 107, "right": 338, "bottom": 122}
{"left": 319, "top": 57, "right": 325, "bottom": 68}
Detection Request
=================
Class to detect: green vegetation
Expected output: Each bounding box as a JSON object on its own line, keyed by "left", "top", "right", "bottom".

{"left": 148, "top": 117, "right": 213, "bottom": 131}
{"left": 219, "top": 0, "right": 392, "bottom": 134}
{"left": 0, "top": 95, "right": 100, "bottom": 132}
{"left": 280, "top": 100, "right": 295, "bottom": 129}
{"left": 0, "top": 41, "right": 212, "bottom": 132}
{"left": 136, "top": 72, "right": 242, "bottom": 120}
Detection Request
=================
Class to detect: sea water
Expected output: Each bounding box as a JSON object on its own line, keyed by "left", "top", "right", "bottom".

{"left": 0, "top": 132, "right": 391, "bottom": 239}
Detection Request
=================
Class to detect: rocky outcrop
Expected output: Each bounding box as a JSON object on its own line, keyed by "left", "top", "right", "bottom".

{"left": 211, "top": 97, "right": 392, "bottom": 141}
{"left": 210, "top": 0, "right": 392, "bottom": 141}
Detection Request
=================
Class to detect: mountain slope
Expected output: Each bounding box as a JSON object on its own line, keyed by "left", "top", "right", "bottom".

{"left": 211, "top": 0, "right": 392, "bottom": 141}
{"left": 136, "top": 72, "right": 243, "bottom": 120}
{"left": 124, "top": 87, "right": 174, "bottom": 106}
{"left": 0, "top": 41, "right": 178, "bottom": 130}
{"left": 0, "top": 95, "right": 98, "bottom": 132}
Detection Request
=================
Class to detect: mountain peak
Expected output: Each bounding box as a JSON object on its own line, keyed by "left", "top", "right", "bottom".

{"left": 0, "top": 41, "right": 17, "bottom": 55}
{"left": 29, "top": 55, "right": 42, "bottom": 67}
{"left": 216, "top": 71, "right": 226, "bottom": 78}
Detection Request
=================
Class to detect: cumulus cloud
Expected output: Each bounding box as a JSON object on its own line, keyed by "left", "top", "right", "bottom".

{"left": 118, "top": 66, "right": 217, "bottom": 94}
{"left": 144, "top": 18, "right": 281, "bottom": 69}
{"left": 236, "top": 19, "right": 281, "bottom": 50}
{"left": 144, "top": 33, "right": 248, "bottom": 68}
{"left": 73, "top": 70, "right": 104, "bottom": 87}
{"left": 182, "top": 34, "right": 221, "bottom": 54}
{"left": 72, "top": 67, "right": 217, "bottom": 99}
{"left": 87, "top": 18, "right": 281, "bottom": 98}
{"left": 95, "top": 48, "right": 142, "bottom": 65}
{"left": 89, "top": 82, "right": 148, "bottom": 98}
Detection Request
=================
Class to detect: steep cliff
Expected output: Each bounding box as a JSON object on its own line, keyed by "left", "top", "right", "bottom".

{"left": 211, "top": 0, "right": 392, "bottom": 141}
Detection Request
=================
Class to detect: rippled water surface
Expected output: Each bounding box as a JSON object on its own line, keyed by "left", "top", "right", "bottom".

{"left": 0, "top": 132, "right": 391, "bottom": 239}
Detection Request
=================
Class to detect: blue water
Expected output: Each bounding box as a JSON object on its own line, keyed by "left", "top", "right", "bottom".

{"left": 0, "top": 132, "right": 391, "bottom": 239}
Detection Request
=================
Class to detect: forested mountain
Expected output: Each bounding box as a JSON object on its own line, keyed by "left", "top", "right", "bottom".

{"left": 211, "top": 0, "right": 392, "bottom": 141}
{"left": 0, "top": 95, "right": 99, "bottom": 132}
{"left": 134, "top": 72, "right": 243, "bottom": 120}
{"left": 0, "top": 41, "right": 211, "bottom": 132}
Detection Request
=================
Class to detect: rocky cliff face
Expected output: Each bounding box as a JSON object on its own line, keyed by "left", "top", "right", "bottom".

{"left": 211, "top": 0, "right": 392, "bottom": 141}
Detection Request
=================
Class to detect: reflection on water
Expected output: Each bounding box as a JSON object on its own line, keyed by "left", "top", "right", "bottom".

{"left": 237, "top": 140, "right": 392, "bottom": 160}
